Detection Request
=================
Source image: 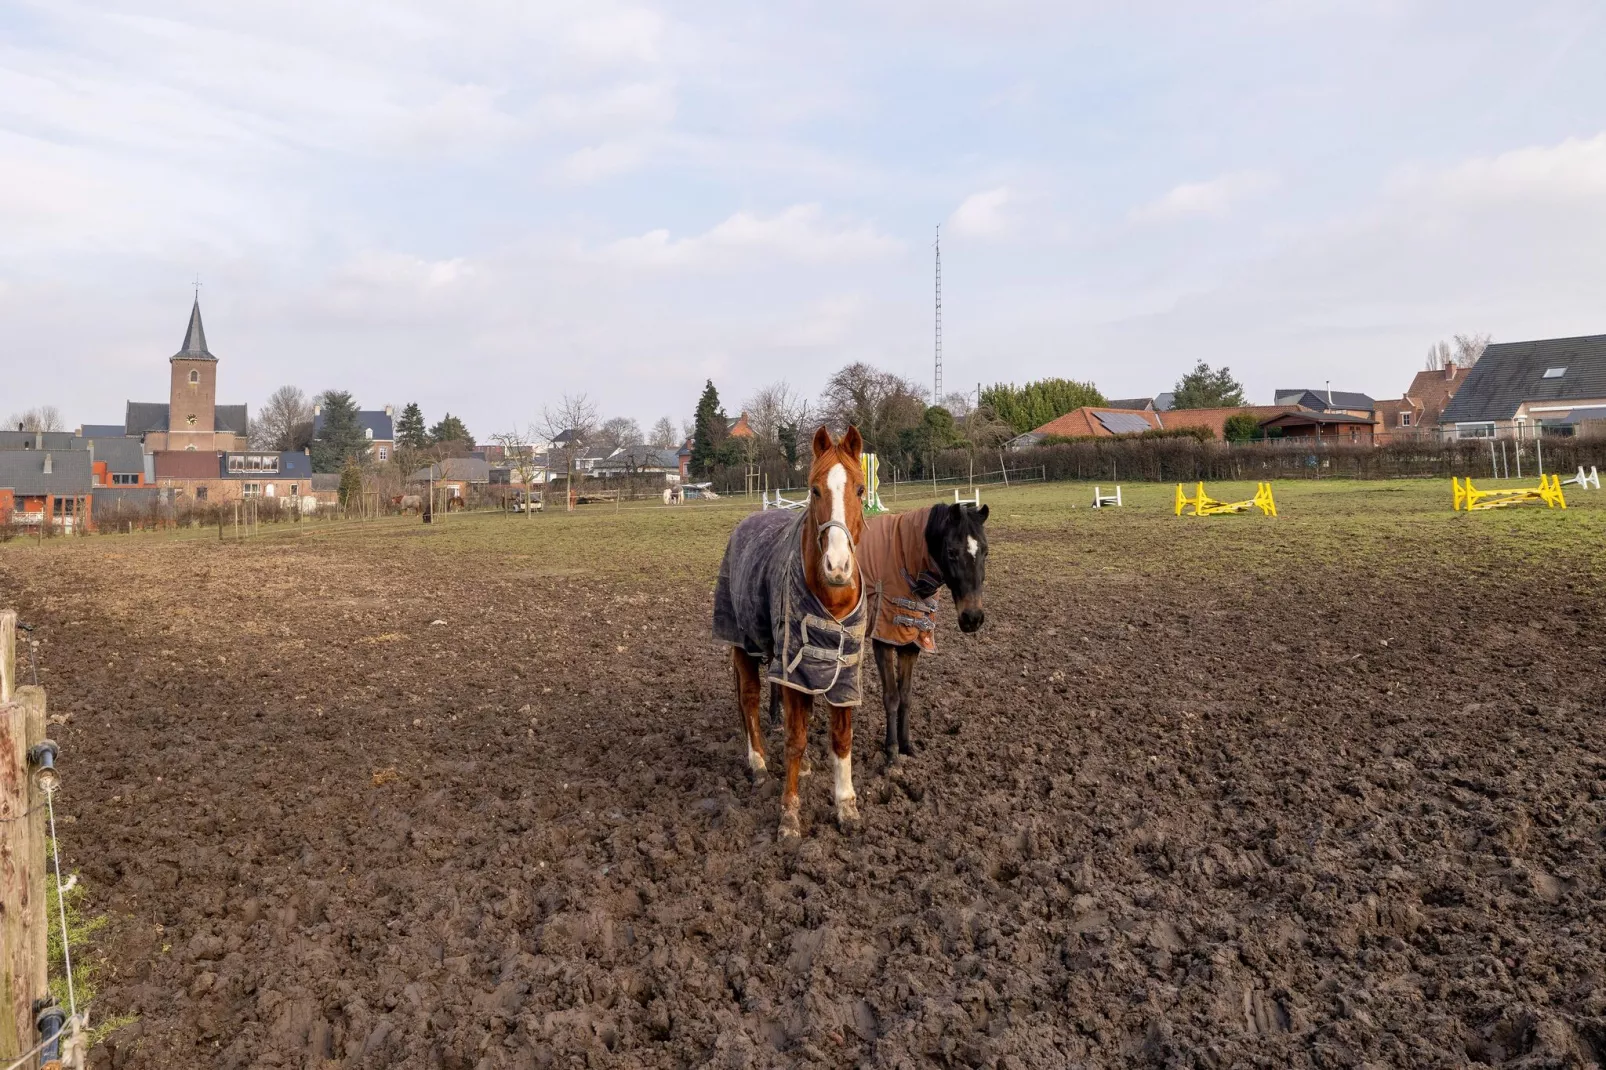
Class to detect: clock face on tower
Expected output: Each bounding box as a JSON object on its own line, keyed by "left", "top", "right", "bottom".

{"left": 186, "top": 414, "right": 197, "bottom": 425}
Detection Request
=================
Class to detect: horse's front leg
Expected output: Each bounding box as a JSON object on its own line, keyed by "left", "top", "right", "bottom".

{"left": 896, "top": 646, "right": 921, "bottom": 757}
{"left": 778, "top": 687, "right": 813, "bottom": 838}
{"left": 829, "top": 703, "right": 859, "bottom": 828}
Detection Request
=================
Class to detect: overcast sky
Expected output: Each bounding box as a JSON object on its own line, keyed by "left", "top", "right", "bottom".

{"left": 4, "top": 0, "right": 1605, "bottom": 434}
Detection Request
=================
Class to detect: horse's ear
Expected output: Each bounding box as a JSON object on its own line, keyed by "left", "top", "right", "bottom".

{"left": 841, "top": 425, "right": 862, "bottom": 458}
{"left": 811, "top": 425, "right": 834, "bottom": 458}
{"left": 976, "top": 504, "right": 989, "bottom": 522}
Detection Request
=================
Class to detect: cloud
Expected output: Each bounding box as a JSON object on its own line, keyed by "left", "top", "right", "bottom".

{"left": 1132, "top": 171, "right": 1279, "bottom": 222}
{"left": 599, "top": 205, "right": 901, "bottom": 269}
{"left": 948, "top": 187, "right": 1015, "bottom": 238}
{"left": 1395, "top": 133, "right": 1606, "bottom": 202}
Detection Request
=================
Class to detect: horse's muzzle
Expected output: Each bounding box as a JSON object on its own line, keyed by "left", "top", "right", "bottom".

{"left": 958, "top": 607, "right": 985, "bottom": 633}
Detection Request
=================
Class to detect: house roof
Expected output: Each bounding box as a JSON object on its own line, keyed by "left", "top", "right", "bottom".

{"left": 728, "top": 412, "right": 756, "bottom": 438}
{"left": 580, "top": 446, "right": 619, "bottom": 461}
{"left": 1104, "top": 397, "right": 1155, "bottom": 411}
{"left": 0, "top": 430, "right": 80, "bottom": 450}
{"left": 171, "top": 298, "right": 217, "bottom": 362}
{"left": 594, "top": 445, "right": 680, "bottom": 471}
{"left": 1157, "top": 406, "right": 1296, "bottom": 439}
{"left": 1439, "top": 334, "right": 1606, "bottom": 423}
{"left": 0, "top": 450, "right": 94, "bottom": 495}
{"left": 1153, "top": 392, "right": 1176, "bottom": 412}
{"left": 314, "top": 408, "right": 395, "bottom": 441}
{"left": 551, "top": 429, "right": 582, "bottom": 445}
{"left": 86, "top": 437, "right": 146, "bottom": 475}
{"left": 153, "top": 450, "right": 223, "bottom": 479}
{"left": 1031, "top": 407, "right": 1163, "bottom": 439}
{"left": 1259, "top": 410, "right": 1375, "bottom": 428}
{"left": 408, "top": 458, "right": 491, "bottom": 483}
{"left": 78, "top": 423, "right": 127, "bottom": 438}
{"left": 125, "top": 402, "right": 248, "bottom": 437}
{"left": 1274, "top": 388, "right": 1376, "bottom": 412}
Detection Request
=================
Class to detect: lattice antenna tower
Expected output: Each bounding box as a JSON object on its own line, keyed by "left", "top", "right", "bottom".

{"left": 934, "top": 225, "right": 943, "bottom": 403}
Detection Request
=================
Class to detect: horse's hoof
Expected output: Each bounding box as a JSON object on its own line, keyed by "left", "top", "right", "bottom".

{"left": 898, "top": 741, "right": 921, "bottom": 758}
{"left": 778, "top": 810, "right": 802, "bottom": 839}
{"left": 836, "top": 798, "right": 860, "bottom": 828}
{"left": 747, "top": 750, "right": 768, "bottom": 776}
{"left": 799, "top": 756, "right": 813, "bottom": 778}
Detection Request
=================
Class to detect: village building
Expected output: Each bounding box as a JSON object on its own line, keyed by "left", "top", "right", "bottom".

{"left": 151, "top": 450, "right": 314, "bottom": 506}
{"left": 313, "top": 404, "right": 396, "bottom": 463}
{"left": 1439, "top": 334, "right": 1606, "bottom": 439}
{"left": 0, "top": 450, "right": 96, "bottom": 532}
{"left": 121, "top": 298, "right": 249, "bottom": 451}
{"left": 1375, "top": 363, "right": 1468, "bottom": 443}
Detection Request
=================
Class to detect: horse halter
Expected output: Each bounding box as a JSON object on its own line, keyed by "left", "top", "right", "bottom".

{"left": 815, "top": 518, "right": 855, "bottom": 551}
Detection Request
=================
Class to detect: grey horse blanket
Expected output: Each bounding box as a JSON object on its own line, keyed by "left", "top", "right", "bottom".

{"left": 712, "top": 508, "right": 866, "bottom": 706}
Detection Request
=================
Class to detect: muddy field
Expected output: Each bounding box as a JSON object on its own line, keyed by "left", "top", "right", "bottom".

{"left": 3, "top": 480, "right": 1605, "bottom": 1069}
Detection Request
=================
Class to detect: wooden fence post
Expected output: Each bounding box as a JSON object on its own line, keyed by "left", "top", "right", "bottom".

{"left": 1, "top": 610, "right": 50, "bottom": 1061}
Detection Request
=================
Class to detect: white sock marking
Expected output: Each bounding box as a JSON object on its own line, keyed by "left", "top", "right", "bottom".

{"left": 833, "top": 751, "right": 855, "bottom": 805}
{"left": 966, "top": 535, "right": 979, "bottom": 558}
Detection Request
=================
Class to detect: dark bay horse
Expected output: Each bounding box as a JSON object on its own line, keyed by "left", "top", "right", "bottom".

{"left": 770, "top": 501, "right": 989, "bottom": 764}
{"left": 713, "top": 426, "right": 867, "bottom": 838}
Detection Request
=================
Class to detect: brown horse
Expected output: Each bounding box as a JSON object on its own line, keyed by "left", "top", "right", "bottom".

{"left": 713, "top": 426, "right": 866, "bottom": 838}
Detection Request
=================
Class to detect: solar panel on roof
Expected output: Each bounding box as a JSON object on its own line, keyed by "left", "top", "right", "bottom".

{"left": 1093, "top": 411, "right": 1153, "bottom": 435}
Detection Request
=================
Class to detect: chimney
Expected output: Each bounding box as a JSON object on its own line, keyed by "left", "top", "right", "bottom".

{"left": 384, "top": 404, "right": 394, "bottom": 417}
{"left": 1444, "top": 361, "right": 1457, "bottom": 381}
{"left": 34, "top": 430, "right": 42, "bottom": 450}
{"left": 43, "top": 452, "right": 52, "bottom": 475}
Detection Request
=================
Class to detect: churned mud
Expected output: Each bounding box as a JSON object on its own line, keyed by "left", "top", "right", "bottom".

{"left": 3, "top": 495, "right": 1604, "bottom": 1068}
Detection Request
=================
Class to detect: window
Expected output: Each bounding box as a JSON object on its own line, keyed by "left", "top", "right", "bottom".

{"left": 112, "top": 473, "right": 139, "bottom": 485}
{"left": 1398, "top": 412, "right": 1412, "bottom": 427}
{"left": 189, "top": 369, "right": 199, "bottom": 384}
{"left": 227, "top": 454, "right": 280, "bottom": 473}
{"left": 194, "top": 486, "right": 206, "bottom": 501}
{"left": 242, "top": 483, "right": 260, "bottom": 498}
{"left": 365, "top": 428, "right": 374, "bottom": 440}
{"left": 289, "top": 484, "right": 298, "bottom": 496}
{"left": 265, "top": 483, "right": 276, "bottom": 497}
{"left": 1543, "top": 367, "right": 1567, "bottom": 379}
{"left": 377, "top": 446, "right": 388, "bottom": 461}
{"left": 1457, "top": 422, "right": 1496, "bottom": 439}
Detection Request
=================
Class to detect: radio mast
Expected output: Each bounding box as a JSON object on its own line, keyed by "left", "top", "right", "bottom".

{"left": 934, "top": 225, "right": 943, "bottom": 403}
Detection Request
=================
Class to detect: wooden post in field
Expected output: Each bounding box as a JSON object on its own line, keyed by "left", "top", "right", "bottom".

{"left": 0, "top": 611, "right": 50, "bottom": 1060}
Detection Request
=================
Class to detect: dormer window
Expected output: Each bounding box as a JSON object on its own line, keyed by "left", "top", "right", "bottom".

{"left": 1543, "top": 367, "right": 1567, "bottom": 379}
{"left": 189, "top": 369, "right": 199, "bottom": 384}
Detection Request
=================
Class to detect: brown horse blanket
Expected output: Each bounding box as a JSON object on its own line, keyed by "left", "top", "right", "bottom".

{"left": 712, "top": 508, "right": 866, "bottom": 706}
{"left": 858, "top": 506, "right": 942, "bottom": 652}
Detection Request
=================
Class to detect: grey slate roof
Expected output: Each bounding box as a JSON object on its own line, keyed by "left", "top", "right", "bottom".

{"left": 408, "top": 458, "right": 491, "bottom": 483}
{"left": 1104, "top": 398, "right": 1155, "bottom": 411}
{"left": 0, "top": 450, "right": 94, "bottom": 495}
{"left": 314, "top": 409, "right": 394, "bottom": 441}
{"left": 594, "top": 445, "right": 680, "bottom": 471}
{"left": 218, "top": 452, "right": 314, "bottom": 478}
{"left": 0, "top": 431, "right": 79, "bottom": 450}
{"left": 78, "top": 423, "right": 127, "bottom": 438}
{"left": 1440, "top": 334, "right": 1606, "bottom": 423}
{"left": 171, "top": 298, "right": 217, "bottom": 361}
{"left": 86, "top": 437, "right": 146, "bottom": 475}
{"left": 1274, "top": 389, "right": 1376, "bottom": 412}
{"left": 124, "top": 402, "right": 248, "bottom": 437}
{"left": 1153, "top": 392, "right": 1176, "bottom": 412}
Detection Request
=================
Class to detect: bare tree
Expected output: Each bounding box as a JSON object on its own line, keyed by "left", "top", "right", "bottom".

{"left": 940, "top": 391, "right": 975, "bottom": 420}
{"left": 6, "top": 406, "right": 63, "bottom": 432}
{"left": 649, "top": 416, "right": 678, "bottom": 449}
{"left": 1426, "top": 334, "right": 1489, "bottom": 372}
{"left": 817, "top": 363, "right": 926, "bottom": 456}
{"left": 537, "top": 394, "right": 600, "bottom": 512}
{"left": 1454, "top": 332, "right": 1491, "bottom": 368}
{"left": 596, "top": 416, "right": 644, "bottom": 451}
{"left": 256, "top": 385, "right": 314, "bottom": 451}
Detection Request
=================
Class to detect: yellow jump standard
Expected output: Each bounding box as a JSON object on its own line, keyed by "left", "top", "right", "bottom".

{"left": 1175, "top": 482, "right": 1277, "bottom": 517}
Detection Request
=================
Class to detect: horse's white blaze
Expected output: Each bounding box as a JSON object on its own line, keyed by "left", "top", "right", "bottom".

{"left": 966, "top": 535, "right": 979, "bottom": 558}
{"left": 822, "top": 462, "right": 853, "bottom": 579}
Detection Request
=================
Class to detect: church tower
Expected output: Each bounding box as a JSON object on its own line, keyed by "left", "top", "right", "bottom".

{"left": 166, "top": 298, "right": 219, "bottom": 451}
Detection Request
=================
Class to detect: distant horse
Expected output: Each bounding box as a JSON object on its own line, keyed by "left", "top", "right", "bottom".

{"left": 714, "top": 426, "right": 867, "bottom": 838}
{"left": 767, "top": 502, "right": 989, "bottom": 764}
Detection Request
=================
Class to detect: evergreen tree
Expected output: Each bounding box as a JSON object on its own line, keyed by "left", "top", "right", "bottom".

{"left": 690, "top": 380, "right": 728, "bottom": 476}
{"left": 980, "top": 378, "right": 1106, "bottom": 434}
{"left": 1223, "top": 412, "right": 1261, "bottom": 442}
{"left": 1170, "top": 362, "right": 1246, "bottom": 409}
{"left": 310, "top": 390, "right": 369, "bottom": 473}
{"left": 429, "top": 413, "right": 473, "bottom": 448}
{"left": 338, "top": 459, "right": 364, "bottom": 507}
{"left": 395, "top": 402, "right": 428, "bottom": 449}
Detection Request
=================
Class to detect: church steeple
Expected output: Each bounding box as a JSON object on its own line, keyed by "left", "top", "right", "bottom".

{"left": 171, "top": 297, "right": 217, "bottom": 362}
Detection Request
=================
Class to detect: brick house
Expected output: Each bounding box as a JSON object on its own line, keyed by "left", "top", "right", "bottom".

{"left": 313, "top": 404, "right": 397, "bottom": 463}
{"left": 0, "top": 450, "right": 95, "bottom": 532}
{"left": 153, "top": 450, "right": 314, "bottom": 505}
{"left": 1439, "top": 335, "right": 1606, "bottom": 439}
{"left": 1375, "top": 363, "right": 1467, "bottom": 443}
